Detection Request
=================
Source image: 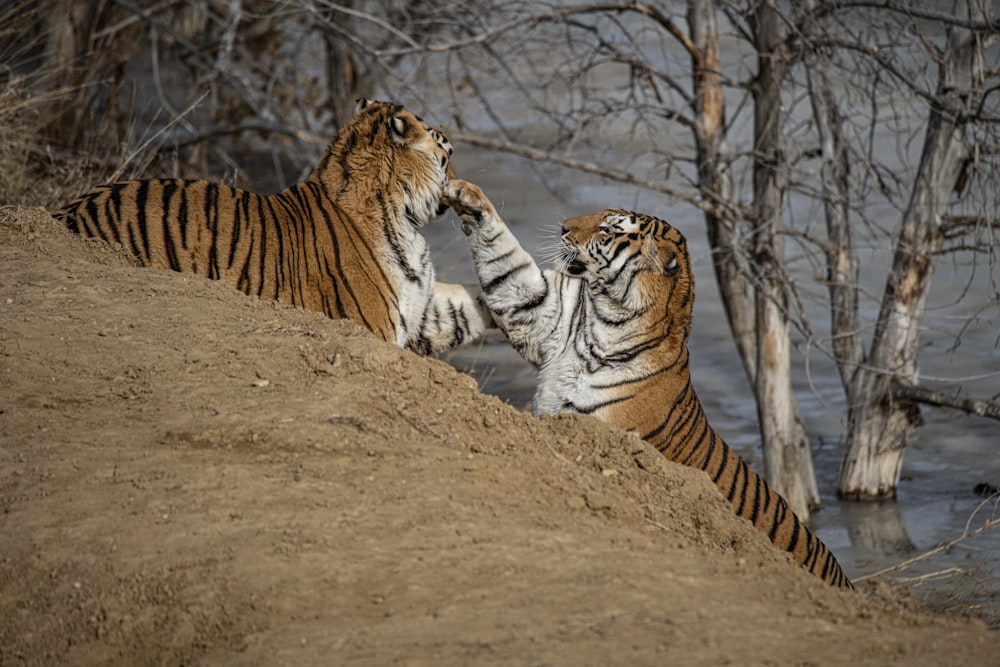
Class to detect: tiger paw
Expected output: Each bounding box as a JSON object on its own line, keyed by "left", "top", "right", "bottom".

{"left": 443, "top": 179, "right": 497, "bottom": 228}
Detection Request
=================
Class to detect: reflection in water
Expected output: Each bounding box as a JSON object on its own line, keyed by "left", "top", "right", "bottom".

{"left": 841, "top": 500, "right": 916, "bottom": 557}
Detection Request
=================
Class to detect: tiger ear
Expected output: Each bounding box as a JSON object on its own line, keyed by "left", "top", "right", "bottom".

{"left": 663, "top": 253, "right": 680, "bottom": 276}
{"left": 355, "top": 98, "right": 374, "bottom": 112}
{"left": 388, "top": 115, "right": 409, "bottom": 144}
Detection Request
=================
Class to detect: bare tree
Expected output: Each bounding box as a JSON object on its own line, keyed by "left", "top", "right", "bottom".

{"left": 794, "top": 1, "right": 1000, "bottom": 498}
{"left": 7, "top": 0, "right": 433, "bottom": 190}
{"left": 744, "top": 0, "right": 821, "bottom": 516}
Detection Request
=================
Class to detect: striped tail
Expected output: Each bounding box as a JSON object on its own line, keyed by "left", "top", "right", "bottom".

{"left": 653, "top": 384, "right": 853, "bottom": 589}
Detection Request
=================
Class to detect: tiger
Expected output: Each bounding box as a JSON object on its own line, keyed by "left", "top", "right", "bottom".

{"left": 443, "top": 178, "right": 853, "bottom": 589}
{"left": 55, "top": 99, "right": 492, "bottom": 356}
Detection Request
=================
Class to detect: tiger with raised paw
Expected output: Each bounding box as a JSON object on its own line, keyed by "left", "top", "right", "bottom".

{"left": 444, "top": 179, "right": 853, "bottom": 589}
{"left": 56, "top": 100, "right": 491, "bottom": 355}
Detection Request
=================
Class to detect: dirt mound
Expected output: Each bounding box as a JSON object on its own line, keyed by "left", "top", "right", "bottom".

{"left": 1, "top": 207, "right": 997, "bottom": 665}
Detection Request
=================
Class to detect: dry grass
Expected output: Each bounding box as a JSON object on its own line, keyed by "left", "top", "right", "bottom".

{"left": 0, "top": 77, "right": 103, "bottom": 207}
{"left": 858, "top": 493, "right": 1000, "bottom": 631}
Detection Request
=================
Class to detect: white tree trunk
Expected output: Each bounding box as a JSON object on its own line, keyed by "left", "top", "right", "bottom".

{"left": 687, "top": 0, "right": 756, "bottom": 381}
{"left": 749, "top": 1, "right": 818, "bottom": 517}
{"left": 689, "top": 0, "right": 818, "bottom": 519}
{"left": 838, "top": 12, "right": 977, "bottom": 498}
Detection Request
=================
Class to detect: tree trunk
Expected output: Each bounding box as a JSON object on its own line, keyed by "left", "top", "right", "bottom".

{"left": 690, "top": 0, "right": 818, "bottom": 518}
{"left": 687, "top": 0, "right": 755, "bottom": 382}
{"left": 838, "top": 15, "right": 977, "bottom": 499}
{"left": 746, "top": 1, "right": 818, "bottom": 518}
{"left": 323, "top": 1, "right": 362, "bottom": 131}
{"left": 800, "top": 1, "right": 863, "bottom": 397}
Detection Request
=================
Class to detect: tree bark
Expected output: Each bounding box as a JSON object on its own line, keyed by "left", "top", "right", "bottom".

{"left": 687, "top": 0, "right": 755, "bottom": 383}
{"left": 838, "top": 13, "right": 977, "bottom": 499}
{"left": 747, "top": 0, "right": 818, "bottom": 517}
{"left": 800, "top": 3, "right": 863, "bottom": 395}
{"left": 323, "top": 1, "right": 363, "bottom": 131}
{"left": 689, "top": 0, "right": 818, "bottom": 517}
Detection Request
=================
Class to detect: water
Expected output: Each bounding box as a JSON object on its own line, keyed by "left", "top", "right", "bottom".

{"left": 425, "top": 146, "right": 1000, "bottom": 618}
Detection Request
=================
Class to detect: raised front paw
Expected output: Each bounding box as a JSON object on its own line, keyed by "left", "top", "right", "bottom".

{"left": 443, "top": 179, "right": 496, "bottom": 226}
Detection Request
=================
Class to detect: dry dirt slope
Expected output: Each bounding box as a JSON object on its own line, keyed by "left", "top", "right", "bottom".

{"left": 1, "top": 206, "right": 997, "bottom": 666}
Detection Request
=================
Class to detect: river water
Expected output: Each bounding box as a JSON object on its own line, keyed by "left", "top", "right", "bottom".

{"left": 421, "top": 143, "right": 1000, "bottom": 617}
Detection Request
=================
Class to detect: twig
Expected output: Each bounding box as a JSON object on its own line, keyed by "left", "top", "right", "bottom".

{"left": 453, "top": 131, "right": 748, "bottom": 221}
{"left": 307, "top": 0, "right": 421, "bottom": 50}
{"left": 855, "top": 509, "right": 999, "bottom": 583}
{"left": 164, "top": 122, "right": 326, "bottom": 149}
{"left": 107, "top": 91, "right": 209, "bottom": 183}
{"left": 92, "top": 0, "right": 183, "bottom": 39}
{"left": 371, "top": 2, "right": 693, "bottom": 59}
{"left": 111, "top": 0, "right": 270, "bottom": 119}
{"left": 890, "top": 567, "right": 966, "bottom": 585}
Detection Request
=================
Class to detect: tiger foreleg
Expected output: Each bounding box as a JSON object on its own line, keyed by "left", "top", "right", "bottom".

{"left": 409, "top": 282, "right": 496, "bottom": 355}
{"left": 444, "top": 179, "right": 562, "bottom": 367}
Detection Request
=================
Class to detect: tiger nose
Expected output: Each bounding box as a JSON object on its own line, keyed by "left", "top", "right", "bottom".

{"left": 560, "top": 226, "right": 578, "bottom": 245}
{"left": 559, "top": 225, "right": 579, "bottom": 247}
{"left": 562, "top": 211, "right": 604, "bottom": 239}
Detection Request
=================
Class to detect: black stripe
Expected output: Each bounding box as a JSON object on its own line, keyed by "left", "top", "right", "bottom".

{"left": 511, "top": 278, "right": 549, "bottom": 314}
{"left": 83, "top": 196, "right": 108, "bottom": 243}
{"left": 575, "top": 393, "right": 632, "bottom": 415}
{"left": 591, "top": 364, "right": 673, "bottom": 390}
{"left": 256, "top": 193, "right": 272, "bottom": 297}
{"left": 480, "top": 229, "right": 504, "bottom": 245}
{"left": 604, "top": 249, "right": 640, "bottom": 286}
{"left": 103, "top": 184, "right": 127, "bottom": 247}
{"left": 778, "top": 502, "right": 797, "bottom": 549}
{"left": 161, "top": 181, "right": 183, "bottom": 271}
{"left": 768, "top": 500, "right": 787, "bottom": 542}
{"left": 482, "top": 261, "right": 533, "bottom": 294}
{"left": 745, "top": 472, "right": 764, "bottom": 525}
{"left": 209, "top": 185, "right": 227, "bottom": 279}
{"left": 134, "top": 181, "right": 153, "bottom": 263}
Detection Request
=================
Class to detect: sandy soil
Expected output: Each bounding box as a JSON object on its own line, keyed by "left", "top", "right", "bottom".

{"left": 1, "top": 206, "right": 997, "bottom": 666}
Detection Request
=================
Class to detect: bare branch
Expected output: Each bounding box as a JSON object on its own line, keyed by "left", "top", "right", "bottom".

{"left": 306, "top": 0, "right": 421, "bottom": 49}
{"left": 372, "top": 2, "right": 696, "bottom": 59}
{"left": 452, "top": 131, "right": 745, "bottom": 217}
{"left": 92, "top": 0, "right": 184, "bottom": 40}
{"left": 111, "top": 0, "right": 272, "bottom": 119}
{"left": 164, "top": 121, "right": 327, "bottom": 149}
{"left": 894, "top": 385, "right": 1000, "bottom": 420}
{"left": 808, "top": 1, "right": 1000, "bottom": 32}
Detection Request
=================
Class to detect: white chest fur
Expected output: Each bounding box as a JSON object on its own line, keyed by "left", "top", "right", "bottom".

{"left": 389, "top": 227, "right": 435, "bottom": 348}
{"left": 533, "top": 348, "right": 587, "bottom": 415}
{"left": 531, "top": 305, "right": 647, "bottom": 417}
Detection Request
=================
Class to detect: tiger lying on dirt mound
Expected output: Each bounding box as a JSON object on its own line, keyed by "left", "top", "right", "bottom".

{"left": 55, "top": 99, "right": 492, "bottom": 355}
{"left": 444, "top": 179, "right": 853, "bottom": 589}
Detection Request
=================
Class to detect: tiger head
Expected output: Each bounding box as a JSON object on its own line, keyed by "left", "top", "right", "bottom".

{"left": 320, "top": 99, "right": 455, "bottom": 227}
{"left": 560, "top": 209, "right": 694, "bottom": 327}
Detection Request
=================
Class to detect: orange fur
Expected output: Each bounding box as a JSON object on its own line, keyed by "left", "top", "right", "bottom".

{"left": 57, "top": 101, "right": 490, "bottom": 355}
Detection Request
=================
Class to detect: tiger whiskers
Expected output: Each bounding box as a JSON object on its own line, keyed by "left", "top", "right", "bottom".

{"left": 537, "top": 223, "right": 571, "bottom": 270}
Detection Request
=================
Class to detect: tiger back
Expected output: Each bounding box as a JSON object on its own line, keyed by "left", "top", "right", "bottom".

{"left": 55, "top": 100, "right": 491, "bottom": 355}
{"left": 445, "top": 179, "right": 853, "bottom": 589}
